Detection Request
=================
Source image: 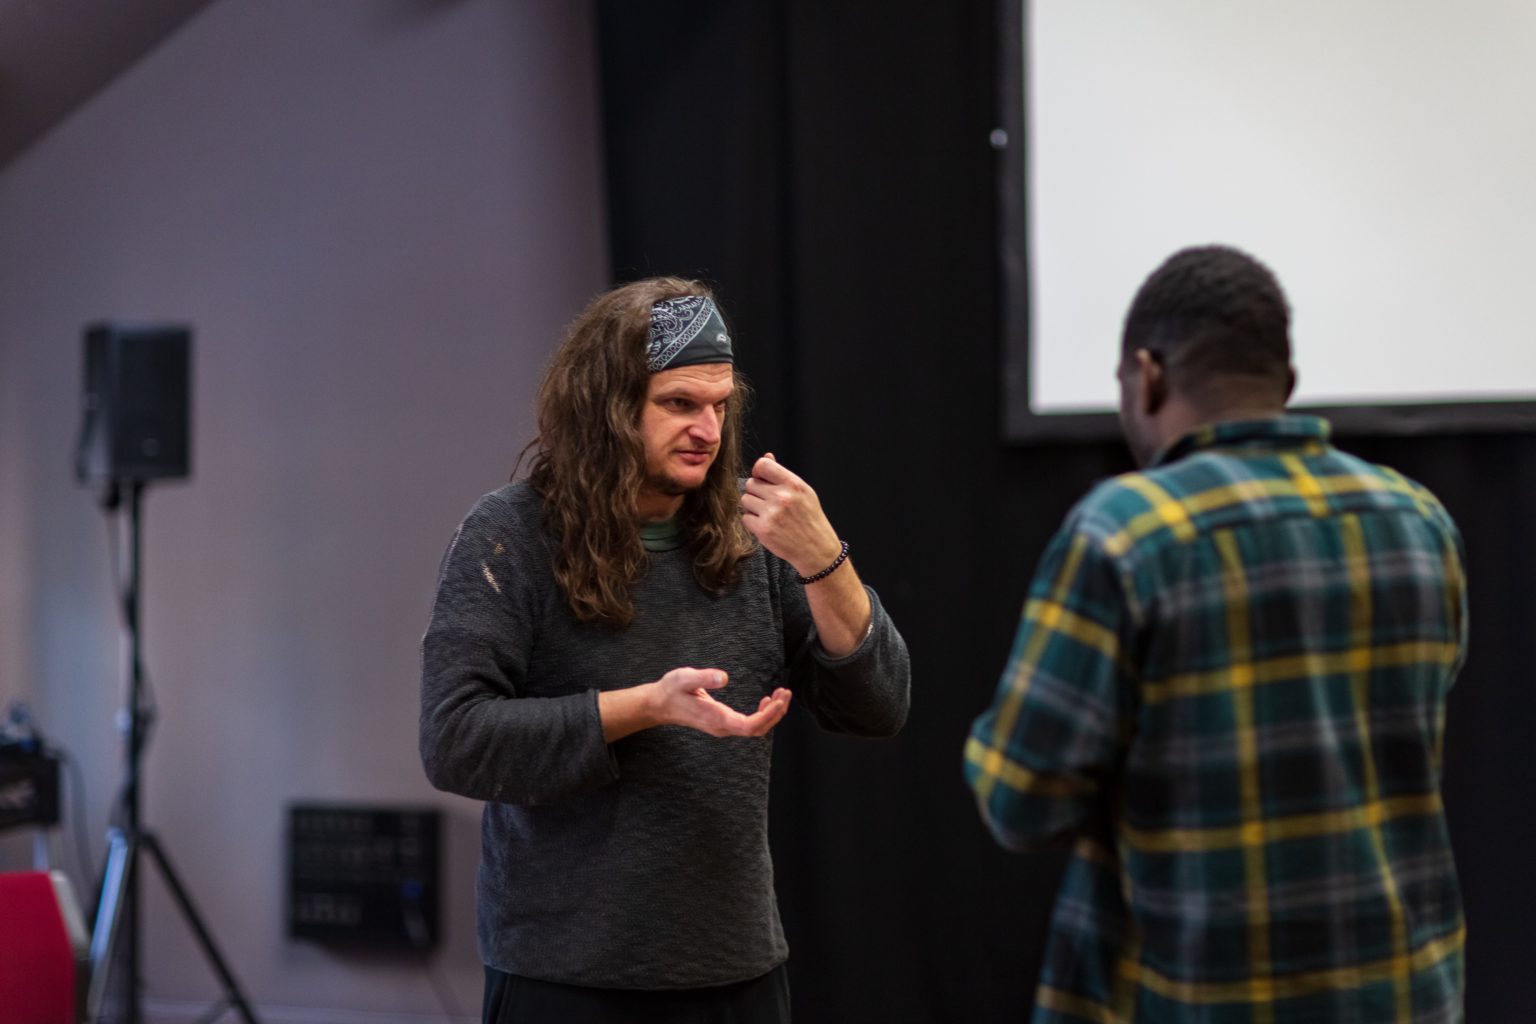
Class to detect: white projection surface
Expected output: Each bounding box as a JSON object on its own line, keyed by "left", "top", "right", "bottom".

{"left": 1029, "top": 2, "right": 1536, "bottom": 416}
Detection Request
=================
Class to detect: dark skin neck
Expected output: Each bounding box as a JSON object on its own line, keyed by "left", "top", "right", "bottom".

{"left": 1168, "top": 390, "right": 1289, "bottom": 440}
{"left": 1123, "top": 348, "right": 1296, "bottom": 464}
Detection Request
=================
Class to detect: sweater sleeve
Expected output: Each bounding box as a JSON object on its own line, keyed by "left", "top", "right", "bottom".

{"left": 779, "top": 560, "right": 911, "bottom": 737}
{"left": 419, "top": 491, "right": 619, "bottom": 805}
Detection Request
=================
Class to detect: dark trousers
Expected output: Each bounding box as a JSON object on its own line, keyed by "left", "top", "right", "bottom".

{"left": 482, "top": 964, "right": 791, "bottom": 1024}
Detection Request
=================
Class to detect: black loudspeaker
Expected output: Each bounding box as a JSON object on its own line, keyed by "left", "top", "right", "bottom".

{"left": 74, "top": 323, "right": 192, "bottom": 483}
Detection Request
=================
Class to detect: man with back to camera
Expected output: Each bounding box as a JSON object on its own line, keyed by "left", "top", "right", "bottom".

{"left": 966, "top": 246, "right": 1467, "bottom": 1022}
{"left": 420, "top": 277, "right": 910, "bottom": 1023}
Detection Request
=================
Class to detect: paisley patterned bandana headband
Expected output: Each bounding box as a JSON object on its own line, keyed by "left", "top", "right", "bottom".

{"left": 647, "top": 295, "right": 734, "bottom": 371}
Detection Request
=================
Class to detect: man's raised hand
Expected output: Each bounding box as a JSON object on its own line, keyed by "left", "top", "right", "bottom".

{"left": 740, "top": 453, "right": 843, "bottom": 578}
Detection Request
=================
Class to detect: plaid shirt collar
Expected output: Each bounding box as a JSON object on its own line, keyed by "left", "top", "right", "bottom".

{"left": 1150, "top": 414, "right": 1333, "bottom": 468}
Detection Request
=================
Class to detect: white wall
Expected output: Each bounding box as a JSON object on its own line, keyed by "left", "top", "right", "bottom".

{"left": 0, "top": 0, "right": 607, "bottom": 1018}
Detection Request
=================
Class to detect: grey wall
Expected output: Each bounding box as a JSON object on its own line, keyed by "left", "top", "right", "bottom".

{"left": 0, "top": 0, "right": 607, "bottom": 1019}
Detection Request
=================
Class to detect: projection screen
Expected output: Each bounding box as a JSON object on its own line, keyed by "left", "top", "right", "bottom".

{"left": 1000, "top": 1, "right": 1536, "bottom": 441}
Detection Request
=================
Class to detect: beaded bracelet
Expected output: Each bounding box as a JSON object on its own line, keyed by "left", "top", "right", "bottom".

{"left": 797, "top": 540, "right": 850, "bottom": 585}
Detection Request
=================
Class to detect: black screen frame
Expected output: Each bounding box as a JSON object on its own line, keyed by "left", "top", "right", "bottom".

{"left": 996, "top": 0, "right": 1536, "bottom": 444}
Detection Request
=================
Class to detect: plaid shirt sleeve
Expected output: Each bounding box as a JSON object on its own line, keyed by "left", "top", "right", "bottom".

{"left": 965, "top": 515, "right": 1138, "bottom": 850}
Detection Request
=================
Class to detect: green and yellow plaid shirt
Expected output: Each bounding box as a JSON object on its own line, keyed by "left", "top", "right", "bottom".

{"left": 967, "top": 417, "right": 1467, "bottom": 1023}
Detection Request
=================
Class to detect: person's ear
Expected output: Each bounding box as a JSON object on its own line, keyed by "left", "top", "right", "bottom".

{"left": 1283, "top": 366, "right": 1297, "bottom": 405}
{"left": 1135, "top": 348, "right": 1167, "bottom": 416}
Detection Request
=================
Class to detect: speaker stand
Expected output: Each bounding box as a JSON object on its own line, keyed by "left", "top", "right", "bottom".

{"left": 86, "top": 480, "right": 262, "bottom": 1024}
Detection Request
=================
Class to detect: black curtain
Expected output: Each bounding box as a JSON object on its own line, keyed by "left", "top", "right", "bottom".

{"left": 596, "top": 3, "right": 1533, "bottom": 1020}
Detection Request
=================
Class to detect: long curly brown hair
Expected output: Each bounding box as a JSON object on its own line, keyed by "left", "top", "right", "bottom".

{"left": 519, "top": 277, "right": 757, "bottom": 626}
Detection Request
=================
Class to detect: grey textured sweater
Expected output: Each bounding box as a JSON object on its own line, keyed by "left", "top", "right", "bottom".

{"left": 419, "top": 482, "right": 910, "bottom": 989}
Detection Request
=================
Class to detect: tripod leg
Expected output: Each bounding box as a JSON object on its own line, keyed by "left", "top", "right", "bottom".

{"left": 139, "top": 833, "right": 263, "bottom": 1024}
{"left": 88, "top": 830, "right": 135, "bottom": 1023}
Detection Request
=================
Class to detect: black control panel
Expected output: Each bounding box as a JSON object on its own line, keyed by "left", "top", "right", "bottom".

{"left": 0, "top": 745, "right": 60, "bottom": 833}
{"left": 287, "top": 804, "right": 440, "bottom": 949}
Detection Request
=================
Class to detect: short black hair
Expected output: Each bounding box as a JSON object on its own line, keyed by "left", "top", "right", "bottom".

{"left": 1122, "top": 245, "right": 1291, "bottom": 396}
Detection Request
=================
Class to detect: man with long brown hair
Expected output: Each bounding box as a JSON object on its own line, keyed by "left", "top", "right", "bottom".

{"left": 420, "top": 277, "right": 910, "bottom": 1023}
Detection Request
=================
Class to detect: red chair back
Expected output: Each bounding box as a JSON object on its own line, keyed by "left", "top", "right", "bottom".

{"left": 0, "top": 870, "right": 76, "bottom": 1024}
